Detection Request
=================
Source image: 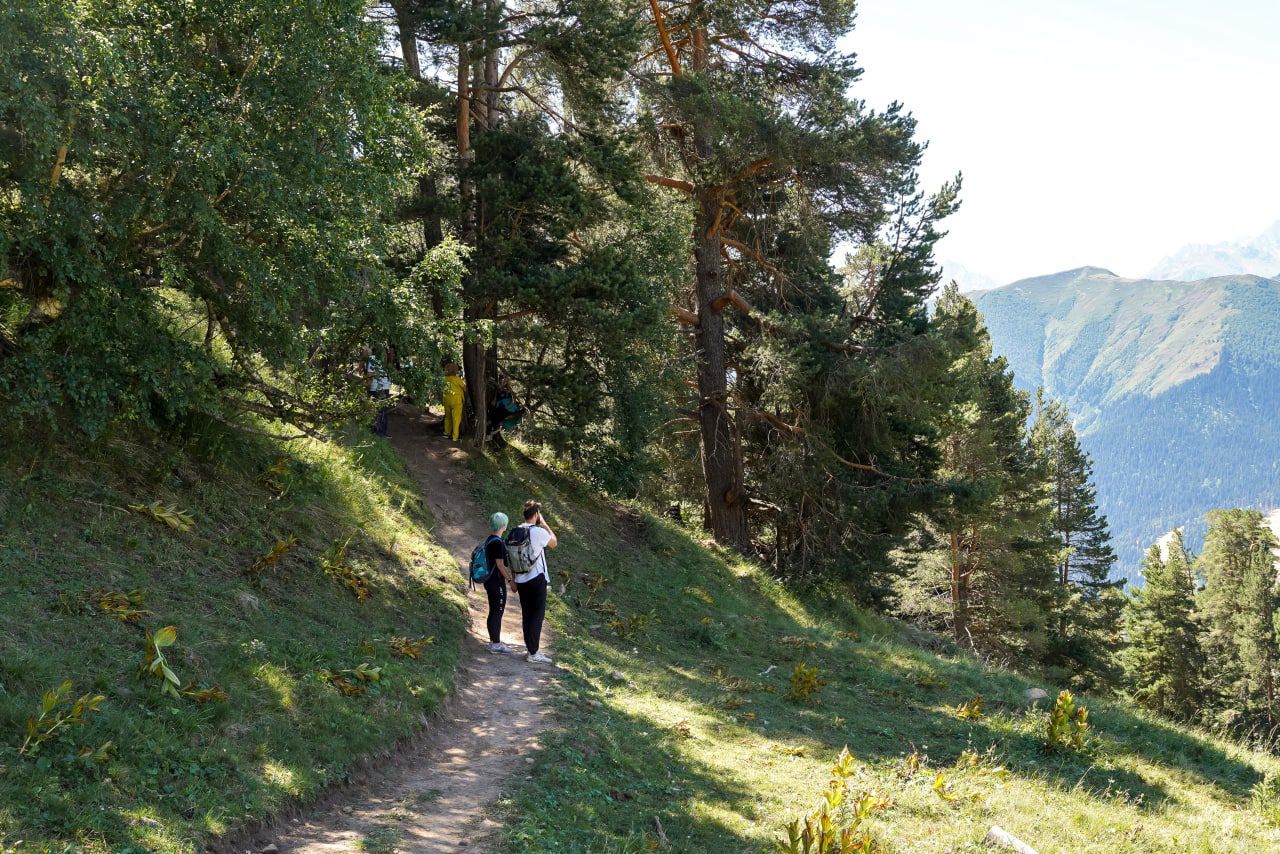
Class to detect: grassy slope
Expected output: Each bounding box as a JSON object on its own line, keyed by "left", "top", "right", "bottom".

{"left": 474, "top": 450, "right": 1280, "bottom": 853}
{"left": 0, "top": 425, "right": 465, "bottom": 852}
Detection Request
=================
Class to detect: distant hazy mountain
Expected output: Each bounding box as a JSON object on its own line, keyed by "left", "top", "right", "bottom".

{"left": 974, "top": 267, "right": 1280, "bottom": 580}
{"left": 938, "top": 260, "right": 1001, "bottom": 293}
{"left": 1147, "top": 221, "right": 1280, "bottom": 281}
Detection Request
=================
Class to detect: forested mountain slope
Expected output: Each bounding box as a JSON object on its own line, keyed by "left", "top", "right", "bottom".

{"left": 975, "top": 268, "right": 1280, "bottom": 577}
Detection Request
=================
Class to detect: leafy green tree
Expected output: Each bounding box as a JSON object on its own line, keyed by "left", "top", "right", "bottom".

{"left": 390, "top": 0, "right": 655, "bottom": 447}
{"left": 1122, "top": 533, "right": 1202, "bottom": 720}
{"left": 1237, "top": 543, "right": 1280, "bottom": 725}
{"left": 898, "top": 285, "right": 1057, "bottom": 659}
{"left": 633, "top": 0, "right": 944, "bottom": 552}
{"left": 1031, "top": 391, "right": 1124, "bottom": 689}
{"left": 1194, "top": 509, "right": 1279, "bottom": 730}
{"left": 1, "top": 0, "right": 458, "bottom": 436}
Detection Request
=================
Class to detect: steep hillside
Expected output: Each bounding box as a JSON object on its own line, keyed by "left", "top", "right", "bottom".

{"left": 0, "top": 426, "right": 465, "bottom": 851}
{"left": 473, "top": 448, "right": 1280, "bottom": 852}
{"left": 975, "top": 269, "right": 1280, "bottom": 576}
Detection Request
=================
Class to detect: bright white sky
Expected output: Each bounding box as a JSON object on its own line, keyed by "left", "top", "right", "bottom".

{"left": 844, "top": 0, "right": 1280, "bottom": 284}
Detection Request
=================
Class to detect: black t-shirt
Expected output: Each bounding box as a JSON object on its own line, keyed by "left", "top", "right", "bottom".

{"left": 484, "top": 536, "right": 508, "bottom": 583}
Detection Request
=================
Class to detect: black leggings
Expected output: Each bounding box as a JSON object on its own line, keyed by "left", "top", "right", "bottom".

{"left": 517, "top": 574, "right": 548, "bottom": 655}
{"left": 483, "top": 573, "right": 506, "bottom": 644}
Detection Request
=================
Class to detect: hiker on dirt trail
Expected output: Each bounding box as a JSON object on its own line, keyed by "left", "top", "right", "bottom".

{"left": 442, "top": 362, "right": 466, "bottom": 442}
{"left": 480, "top": 512, "right": 518, "bottom": 654}
{"left": 505, "top": 500, "right": 557, "bottom": 665}
{"left": 486, "top": 376, "right": 523, "bottom": 449}
{"left": 365, "top": 346, "right": 392, "bottom": 438}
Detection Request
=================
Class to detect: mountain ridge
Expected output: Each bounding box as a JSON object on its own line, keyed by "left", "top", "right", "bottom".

{"left": 975, "top": 268, "right": 1280, "bottom": 576}
{"left": 1146, "top": 221, "right": 1280, "bottom": 281}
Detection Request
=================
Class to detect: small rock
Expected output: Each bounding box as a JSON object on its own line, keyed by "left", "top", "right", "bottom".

{"left": 608, "top": 670, "right": 626, "bottom": 682}
{"left": 1024, "top": 688, "right": 1050, "bottom": 703}
{"left": 132, "top": 816, "right": 160, "bottom": 828}
{"left": 341, "top": 805, "right": 353, "bottom": 815}
{"left": 261, "top": 845, "right": 279, "bottom": 854}
{"left": 985, "top": 824, "right": 1038, "bottom": 853}
{"left": 237, "top": 591, "right": 261, "bottom": 612}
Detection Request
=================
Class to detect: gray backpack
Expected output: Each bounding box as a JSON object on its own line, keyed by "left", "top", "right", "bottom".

{"left": 504, "top": 525, "right": 541, "bottom": 577}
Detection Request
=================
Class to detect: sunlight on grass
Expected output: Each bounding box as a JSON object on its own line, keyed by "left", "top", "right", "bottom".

{"left": 0, "top": 423, "right": 466, "bottom": 852}
{"left": 474, "top": 449, "right": 1280, "bottom": 853}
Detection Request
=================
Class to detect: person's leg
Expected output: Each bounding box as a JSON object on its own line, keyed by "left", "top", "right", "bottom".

{"left": 517, "top": 575, "right": 548, "bottom": 655}
{"left": 447, "top": 400, "right": 461, "bottom": 441}
{"left": 374, "top": 404, "right": 389, "bottom": 437}
{"left": 484, "top": 575, "right": 506, "bottom": 644}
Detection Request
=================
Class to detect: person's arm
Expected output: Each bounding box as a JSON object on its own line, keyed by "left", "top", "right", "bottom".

{"left": 496, "top": 557, "right": 517, "bottom": 591}
{"left": 538, "top": 512, "right": 558, "bottom": 549}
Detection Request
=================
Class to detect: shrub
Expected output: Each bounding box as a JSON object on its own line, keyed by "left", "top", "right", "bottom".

{"left": 139, "top": 625, "right": 183, "bottom": 698}
{"left": 608, "top": 610, "right": 658, "bottom": 640}
{"left": 954, "top": 695, "right": 985, "bottom": 720}
{"left": 1252, "top": 772, "right": 1280, "bottom": 827}
{"left": 787, "top": 662, "right": 827, "bottom": 703}
{"left": 19, "top": 681, "right": 105, "bottom": 756}
{"left": 775, "top": 747, "right": 889, "bottom": 853}
{"left": 1045, "top": 690, "right": 1089, "bottom": 752}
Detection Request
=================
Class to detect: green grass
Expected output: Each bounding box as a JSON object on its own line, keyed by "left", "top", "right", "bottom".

{"left": 474, "top": 449, "right": 1280, "bottom": 852}
{"left": 0, "top": 423, "right": 466, "bottom": 852}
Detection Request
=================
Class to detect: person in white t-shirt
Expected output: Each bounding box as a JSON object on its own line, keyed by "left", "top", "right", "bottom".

{"left": 509, "top": 499, "right": 557, "bottom": 664}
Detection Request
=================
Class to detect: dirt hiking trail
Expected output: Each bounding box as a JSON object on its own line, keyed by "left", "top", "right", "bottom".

{"left": 260, "top": 406, "right": 554, "bottom": 853}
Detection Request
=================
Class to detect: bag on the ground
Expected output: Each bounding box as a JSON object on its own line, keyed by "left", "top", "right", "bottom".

{"left": 504, "top": 525, "right": 539, "bottom": 578}
{"left": 468, "top": 535, "right": 499, "bottom": 586}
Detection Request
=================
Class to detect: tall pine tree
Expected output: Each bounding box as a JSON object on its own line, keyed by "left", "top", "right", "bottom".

{"left": 1122, "top": 533, "right": 1202, "bottom": 720}
{"left": 1030, "top": 391, "right": 1124, "bottom": 689}
{"left": 898, "top": 285, "right": 1058, "bottom": 661}
{"left": 633, "top": 0, "right": 933, "bottom": 551}
{"left": 1194, "top": 509, "right": 1279, "bottom": 732}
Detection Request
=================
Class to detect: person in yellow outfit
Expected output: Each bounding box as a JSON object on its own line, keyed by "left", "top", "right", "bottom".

{"left": 442, "top": 362, "right": 466, "bottom": 441}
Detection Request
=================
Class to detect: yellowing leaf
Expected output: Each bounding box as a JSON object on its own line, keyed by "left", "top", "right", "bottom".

{"left": 128, "top": 501, "right": 195, "bottom": 531}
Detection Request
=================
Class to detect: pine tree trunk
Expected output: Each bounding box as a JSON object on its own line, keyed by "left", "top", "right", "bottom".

{"left": 950, "top": 530, "right": 970, "bottom": 646}
{"left": 457, "top": 36, "right": 488, "bottom": 447}
{"left": 688, "top": 26, "right": 748, "bottom": 552}
{"left": 394, "top": 4, "right": 445, "bottom": 318}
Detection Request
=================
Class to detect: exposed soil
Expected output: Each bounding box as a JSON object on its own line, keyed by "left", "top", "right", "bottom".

{"left": 246, "top": 406, "right": 554, "bottom": 853}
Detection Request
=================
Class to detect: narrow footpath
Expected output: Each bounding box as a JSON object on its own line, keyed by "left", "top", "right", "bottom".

{"left": 263, "top": 406, "right": 554, "bottom": 853}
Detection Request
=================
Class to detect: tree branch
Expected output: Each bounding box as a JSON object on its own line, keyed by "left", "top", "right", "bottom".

{"left": 670, "top": 306, "right": 700, "bottom": 326}
{"left": 648, "top": 0, "right": 683, "bottom": 76}
{"left": 644, "top": 174, "right": 695, "bottom": 193}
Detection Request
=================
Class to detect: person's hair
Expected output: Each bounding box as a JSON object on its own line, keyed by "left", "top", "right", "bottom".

{"left": 522, "top": 500, "right": 542, "bottom": 521}
{"left": 489, "top": 511, "right": 509, "bottom": 531}
{"left": 444, "top": 361, "right": 459, "bottom": 375}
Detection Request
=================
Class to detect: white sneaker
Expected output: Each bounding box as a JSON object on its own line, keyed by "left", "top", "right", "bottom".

{"left": 488, "top": 642, "right": 512, "bottom": 655}
{"left": 525, "top": 651, "right": 553, "bottom": 665}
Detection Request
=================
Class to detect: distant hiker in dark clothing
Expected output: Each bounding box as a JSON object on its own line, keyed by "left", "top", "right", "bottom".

{"left": 365, "top": 347, "right": 392, "bottom": 437}
{"left": 486, "top": 376, "right": 523, "bottom": 448}
{"left": 505, "top": 500, "right": 558, "bottom": 664}
{"left": 481, "top": 512, "right": 517, "bottom": 654}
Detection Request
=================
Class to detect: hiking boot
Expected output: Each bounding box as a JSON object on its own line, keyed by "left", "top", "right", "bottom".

{"left": 487, "top": 642, "right": 512, "bottom": 655}
{"left": 525, "top": 651, "right": 553, "bottom": 665}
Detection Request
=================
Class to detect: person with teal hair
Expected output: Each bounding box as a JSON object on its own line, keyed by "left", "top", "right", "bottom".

{"left": 481, "top": 511, "right": 516, "bottom": 654}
